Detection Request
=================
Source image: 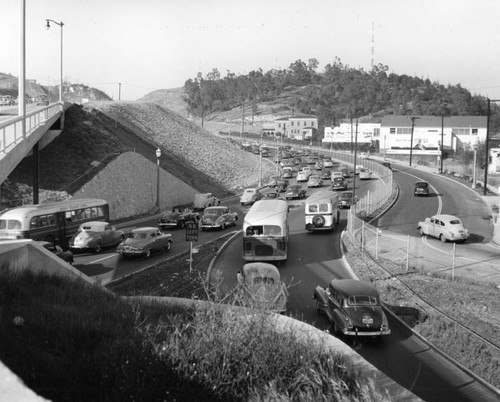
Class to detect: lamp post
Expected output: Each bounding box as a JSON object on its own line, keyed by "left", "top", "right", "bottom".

{"left": 45, "top": 19, "right": 64, "bottom": 102}
{"left": 156, "top": 148, "right": 161, "bottom": 210}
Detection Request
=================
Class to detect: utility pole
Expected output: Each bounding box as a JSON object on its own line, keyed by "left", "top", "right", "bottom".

{"left": 409, "top": 116, "right": 419, "bottom": 167}
{"left": 440, "top": 115, "right": 444, "bottom": 174}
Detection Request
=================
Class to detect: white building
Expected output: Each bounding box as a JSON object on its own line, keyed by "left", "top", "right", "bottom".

{"left": 275, "top": 114, "right": 318, "bottom": 140}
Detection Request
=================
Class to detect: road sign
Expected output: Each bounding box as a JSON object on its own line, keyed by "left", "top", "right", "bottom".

{"left": 185, "top": 221, "right": 199, "bottom": 242}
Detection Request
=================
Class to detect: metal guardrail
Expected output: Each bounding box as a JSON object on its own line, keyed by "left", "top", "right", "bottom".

{"left": 0, "top": 103, "right": 63, "bottom": 156}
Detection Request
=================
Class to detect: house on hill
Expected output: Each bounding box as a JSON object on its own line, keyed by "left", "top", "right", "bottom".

{"left": 275, "top": 114, "right": 318, "bottom": 141}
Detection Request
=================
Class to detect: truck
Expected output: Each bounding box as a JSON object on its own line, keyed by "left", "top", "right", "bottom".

{"left": 304, "top": 190, "right": 339, "bottom": 231}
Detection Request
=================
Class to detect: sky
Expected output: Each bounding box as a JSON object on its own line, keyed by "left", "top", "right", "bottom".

{"left": 2, "top": 0, "right": 500, "bottom": 101}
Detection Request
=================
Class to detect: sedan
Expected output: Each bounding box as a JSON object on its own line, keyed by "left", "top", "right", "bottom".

{"left": 332, "top": 177, "right": 348, "bottom": 191}
{"left": 414, "top": 181, "right": 430, "bottom": 196}
{"left": 307, "top": 175, "right": 323, "bottom": 188}
{"left": 313, "top": 278, "right": 390, "bottom": 338}
{"left": 69, "top": 221, "right": 125, "bottom": 253}
{"left": 338, "top": 191, "right": 357, "bottom": 209}
{"left": 284, "top": 184, "right": 307, "bottom": 200}
{"left": 200, "top": 206, "right": 238, "bottom": 230}
{"left": 236, "top": 263, "right": 288, "bottom": 313}
{"left": 117, "top": 227, "right": 172, "bottom": 258}
{"left": 240, "top": 188, "right": 262, "bottom": 205}
{"left": 158, "top": 209, "right": 199, "bottom": 229}
{"left": 417, "top": 214, "right": 470, "bottom": 243}
{"left": 321, "top": 168, "right": 332, "bottom": 180}
{"left": 296, "top": 171, "right": 309, "bottom": 182}
{"left": 359, "top": 168, "right": 371, "bottom": 180}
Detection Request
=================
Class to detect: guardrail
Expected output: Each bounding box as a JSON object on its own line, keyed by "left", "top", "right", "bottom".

{"left": 0, "top": 103, "right": 63, "bottom": 156}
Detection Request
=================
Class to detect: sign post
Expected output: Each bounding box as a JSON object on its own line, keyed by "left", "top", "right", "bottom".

{"left": 185, "top": 221, "right": 199, "bottom": 272}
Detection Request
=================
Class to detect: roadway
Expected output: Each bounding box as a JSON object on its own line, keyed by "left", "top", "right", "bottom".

{"left": 208, "top": 175, "right": 499, "bottom": 402}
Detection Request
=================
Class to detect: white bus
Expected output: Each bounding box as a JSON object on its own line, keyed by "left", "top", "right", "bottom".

{"left": 0, "top": 198, "right": 110, "bottom": 247}
{"left": 305, "top": 191, "right": 339, "bottom": 231}
{"left": 242, "top": 199, "right": 289, "bottom": 261}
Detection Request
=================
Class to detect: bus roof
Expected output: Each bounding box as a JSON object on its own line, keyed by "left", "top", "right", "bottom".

{"left": 243, "top": 199, "right": 288, "bottom": 228}
{"left": 0, "top": 198, "right": 108, "bottom": 220}
{"left": 306, "top": 190, "right": 339, "bottom": 204}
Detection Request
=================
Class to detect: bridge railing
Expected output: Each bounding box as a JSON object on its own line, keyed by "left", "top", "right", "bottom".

{"left": 0, "top": 103, "right": 63, "bottom": 156}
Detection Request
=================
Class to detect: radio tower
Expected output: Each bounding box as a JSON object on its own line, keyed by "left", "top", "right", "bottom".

{"left": 371, "top": 21, "right": 375, "bottom": 70}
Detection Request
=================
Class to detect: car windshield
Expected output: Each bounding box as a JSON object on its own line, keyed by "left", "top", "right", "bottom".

{"left": 416, "top": 182, "right": 428, "bottom": 188}
{"left": 347, "top": 295, "right": 378, "bottom": 306}
{"left": 205, "top": 209, "right": 223, "bottom": 216}
{"left": 340, "top": 193, "right": 352, "bottom": 200}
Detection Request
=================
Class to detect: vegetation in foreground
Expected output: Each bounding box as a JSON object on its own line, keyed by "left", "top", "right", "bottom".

{"left": 0, "top": 265, "right": 389, "bottom": 402}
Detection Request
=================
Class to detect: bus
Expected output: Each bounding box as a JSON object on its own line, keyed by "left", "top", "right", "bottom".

{"left": 0, "top": 198, "right": 109, "bottom": 247}
{"left": 242, "top": 199, "right": 289, "bottom": 262}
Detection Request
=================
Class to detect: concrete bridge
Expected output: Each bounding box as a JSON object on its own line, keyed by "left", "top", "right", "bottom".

{"left": 0, "top": 102, "right": 65, "bottom": 203}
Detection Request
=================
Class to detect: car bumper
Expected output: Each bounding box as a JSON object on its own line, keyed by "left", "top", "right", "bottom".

{"left": 117, "top": 249, "right": 146, "bottom": 256}
{"left": 342, "top": 329, "right": 391, "bottom": 336}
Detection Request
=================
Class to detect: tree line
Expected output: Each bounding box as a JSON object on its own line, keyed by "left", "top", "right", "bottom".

{"left": 183, "top": 58, "right": 500, "bottom": 133}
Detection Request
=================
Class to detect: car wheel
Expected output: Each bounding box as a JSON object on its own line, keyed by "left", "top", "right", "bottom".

{"left": 419, "top": 228, "right": 425, "bottom": 236}
{"left": 145, "top": 249, "right": 151, "bottom": 258}
{"left": 165, "top": 241, "right": 172, "bottom": 251}
{"left": 440, "top": 234, "right": 447, "bottom": 243}
{"left": 221, "top": 223, "right": 226, "bottom": 230}
{"left": 118, "top": 235, "right": 125, "bottom": 243}
{"left": 94, "top": 243, "right": 102, "bottom": 253}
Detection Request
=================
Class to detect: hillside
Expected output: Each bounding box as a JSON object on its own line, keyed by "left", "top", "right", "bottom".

{"left": 4, "top": 101, "right": 276, "bottom": 216}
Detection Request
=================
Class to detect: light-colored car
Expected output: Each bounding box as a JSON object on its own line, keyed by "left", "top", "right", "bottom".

{"left": 313, "top": 278, "right": 391, "bottom": 338}
{"left": 300, "top": 167, "right": 313, "bottom": 177}
{"left": 69, "top": 221, "right": 125, "bottom": 253}
{"left": 358, "top": 168, "right": 371, "bottom": 180}
{"left": 417, "top": 214, "right": 470, "bottom": 243}
{"left": 117, "top": 227, "right": 172, "bottom": 258}
{"left": 200, "top": 206, "right": 238, "bottom": 230}
{"left": 323, "top": 160, "right": 335, "bottom": 168}
{"left": 193, "top": 193, "right": 220, "bottom": 210}
{"left": 331, "top": 171, "right": 344, "bottom": 181}
{"left": 355, "top": 165, "right": 365, "bottom": 175}
{"left": 240, "top": 188, "right": 262, "bottom": 205}
{"left": 307, "top": 175, "right": 323, "bottom": 188}
{"left": 296, "top": 171, "right": 309, "bottom": 182}
{"left": 236, "top": 263, "right": 288, "bottom": 313}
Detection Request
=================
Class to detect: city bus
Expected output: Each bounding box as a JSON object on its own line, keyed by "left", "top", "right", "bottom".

{"left": 0, "top": 198, "right": 109, "bottom": 247}
{"left": 242, "top": 199, "right": 289, "bottom": 261}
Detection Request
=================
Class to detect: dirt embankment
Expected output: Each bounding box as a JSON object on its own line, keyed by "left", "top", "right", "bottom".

{"left": 6, "top": 101, "right": 275, "bottom": 218}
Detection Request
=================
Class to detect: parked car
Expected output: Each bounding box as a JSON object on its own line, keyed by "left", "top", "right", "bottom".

{"left": 193, "top": 193, "right": 220, "bottom": 210}
{"left": 69, "top": 221, "right": 125, "bottom": 253}
{"left": 313, "top": 278, "right": 391, "bottom": 338}
{"left": 359, "top": 168, "right": 371, "bottom": 180}
{"left": 200, "top": 206, "right": 238, "bottom": 230}
{"left": 240, "top": 188, "right": 263, "bottom": 205}
{"left": 117, "top": 227, "right": 172, "bottom": 258}
{"left": 236, "top": 263, "right": 288, "bottom": 313}
{"left": 338, "top": 191, "right": 358, "bottom": 209}
{"left": 414, "top": 181, "right": 430, "bottom": 196}
{"left": 38, "top": 241, "right": 74, "bottom": 264}
{"left": 417, "top": 214, "right": 470, "bottom": 243}
{"left": 284, "top": 184, "right": 307, "bottom": 200}
{"left": 158, "top": 209, "right": 199, "bottom": 230}
{"left": 332, "top": 177, "right": 348, "bottom": 191}
{"left": 307, "top": 175, "right": 323, "bottom": 188}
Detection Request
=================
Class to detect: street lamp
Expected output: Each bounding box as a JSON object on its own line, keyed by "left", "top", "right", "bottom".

{"left": 156, "top": 148, "right": 161, "bottom": 210}
{"left": 45, "top": 19, "right": 64, "bottom": 102}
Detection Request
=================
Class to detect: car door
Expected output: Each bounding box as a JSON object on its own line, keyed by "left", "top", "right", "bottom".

{"left": 429, "top": 218, "right": 439, "bottom": 237}
{"left": 102, "top": 224, "right": 114, "bottom": 246}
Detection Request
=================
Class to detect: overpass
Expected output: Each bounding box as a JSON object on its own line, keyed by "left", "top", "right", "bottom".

{"left": 0, "top": 102, "right": 65, "bottom": 203}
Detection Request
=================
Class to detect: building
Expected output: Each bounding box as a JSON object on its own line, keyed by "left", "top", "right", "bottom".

{"left": 322, "top": 115, "right": 487, "bottom": 155}
{"left": 381, "top": 115, "right": 487, "bottom": 155}
{"left": 275, "top": 114, "right": 318, "bottom": 140}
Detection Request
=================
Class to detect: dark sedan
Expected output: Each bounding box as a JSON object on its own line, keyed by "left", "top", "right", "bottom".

{"left": 158, "top": 209, "right": 199, "bottom": 230}
{"left": 284, "top": 184, "right": 306, "bottom": 200}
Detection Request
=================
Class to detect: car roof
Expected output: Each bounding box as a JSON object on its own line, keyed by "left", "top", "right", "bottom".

{"left": 79, "top": 221, "right": 109, "bottom": 231}
{"left": 132, "top": 227, "right": 158, "bottom": 233}
{"left": 415, "top": 181, "right": 429, "bottom": 185}
{"left": 431, "top": 214, "right": 462, "bottom": 222}
{"left": 242, "top": 262, "right": 280, "bottom": 281}
{"left": 328, "top": 279, "right": 380, "bottom": 298}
